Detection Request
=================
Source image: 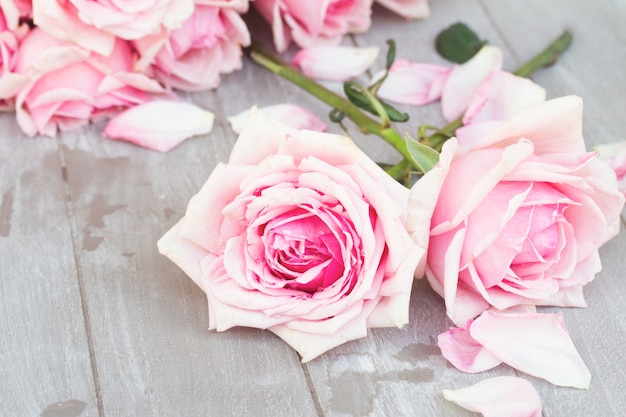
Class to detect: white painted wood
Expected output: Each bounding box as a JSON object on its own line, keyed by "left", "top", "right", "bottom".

{"left": 1, "top": 0, "right": 625, "bottom": 416}
{"left": 0, "top": 116, "right": 98, "bottom": 416}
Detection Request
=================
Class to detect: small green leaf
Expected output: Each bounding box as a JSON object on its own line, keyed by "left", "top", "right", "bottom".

{"left": 404, "top": 135, "right": 440, "bottom": 173}
{"left": 329, "top": 109, "right": 346, "bottom": 123}
{"left": 435, "top": 22, "right": 486, "bottom": 63}
{"left": 344, "top": 82, "right": 409, "bottom": 123}
{"left": 386, "top": 39, "right": 396, "bottom": 70}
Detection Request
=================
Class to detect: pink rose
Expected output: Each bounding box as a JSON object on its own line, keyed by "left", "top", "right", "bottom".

{"left": 12, "top": 28, "right": 167, "bottom": 137}
{"left": 253, "top": 0, "right": 373, "bottom": 52}
{"left": 0, "top": 8, "right": 29, "bottom": 109}
{"left": 158, "top": 110, "right": 423, "bottom": 362}
{"left": 410, "top": 96, "right": 625, "bottom": 326}
{"left": 134, "top": 1, "right": 251, "bottom": 91}
{"left": 32, "top": 0, "right": 195, "bottom": 55}
{"left": 375, "top": 0, "right": 429, "bottom": 19}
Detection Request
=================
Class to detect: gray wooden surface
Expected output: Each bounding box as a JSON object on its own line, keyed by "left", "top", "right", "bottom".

{"left": 1, "top": 0, "right": 625, "bottom": 416}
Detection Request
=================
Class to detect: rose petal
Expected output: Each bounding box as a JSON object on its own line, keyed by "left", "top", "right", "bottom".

{"left": 228, "top": 104, "right": 326, "bottom": 134}
{"left": 441, "top": 45, "right": 502, "bottom": 121}
{"left": 375, "top": 60, "right": 450, "bottom": 106}
{"left": 103, "top": 100, "right": 214, "bottom": 152}
{"left": 470, "top": 310, "right": 591, "bottom": 389}
{"left": 375, "top": 0, "right": 430, "bottom": 19}
{"left": 438, "top": 320, "right": 502, "bottom": 373}
{"left": 443, "top": 376, "right": 542, "bottom": 417}
{"left": 292, "top": 45, "right": 379, "bottom": 82}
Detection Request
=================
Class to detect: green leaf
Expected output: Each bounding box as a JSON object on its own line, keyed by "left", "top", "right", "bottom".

{"left": 435, "top": 22, "right": 486, "bottom": 63}
{"left": 344, "top": 82, "right": 409, "bottom": 123}
{"left": 385, "top": 39, "right": 396, "bottom": 70}
{"left": 404, "top": 135, "right": 440, "bottom": 173}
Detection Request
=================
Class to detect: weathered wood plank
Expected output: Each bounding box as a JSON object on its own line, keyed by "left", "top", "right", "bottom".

{"left": 0, "top": 116, "right": 98, "bottom": 416}
{"left": 57, "top": 72, "right": 320, "bottom": 414}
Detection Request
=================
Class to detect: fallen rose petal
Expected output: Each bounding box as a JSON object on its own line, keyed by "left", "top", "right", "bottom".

{"left": 462, "top": 71, "right": 546, "bottom": 125}
{"left": 375, "top": 60, "right": 450, "bottom": 106}
{"left": 470, "top": 310, "right": 591, "bottom": 389}
{"left": 438, "top": 320, "right": 502, "bottom": 373}
{"left": 292, "top": 45, "right": 379, "bottom": 82}
{"left": 103, "top": 101, "right": 215, "bottom": 152}
{"left": 441, "top": 45, "right": 502, "bottom": 122}
{"left": 443, "top": 376, "right": 542, "bottom": 417}
{"left": 228, "top": 104, "right": 327, "bottom": 134}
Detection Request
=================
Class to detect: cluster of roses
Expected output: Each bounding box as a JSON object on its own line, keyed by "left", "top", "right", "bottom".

{"left": 0, "top": 0, "right": 428, "bottom": 140}
{"left": 158, "top": 41, "right": 625, "bottom": 417}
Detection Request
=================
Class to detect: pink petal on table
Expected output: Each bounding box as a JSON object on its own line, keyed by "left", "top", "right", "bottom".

{"left": 441, "top": 45, "right": 502, "bottom": 122}
{"left": 443, "top": 376, "right": 542, "bottom": 417}
{"left": 375, "top": 60, "right": 450, "bottom": 106}
{"left": 228, "top": 104, "right": 326, "bottom": 134}
{"left": 103, "top": 100, "right": 214, "bottom": 152}
{"left": 438, "top": 320, "right": 502, "bottom": 373}
{"left": 470, "top": 310, "right": 591, "bottom": 389}
{"left": 292, "top": 45, "right": 379, "bottom": 82}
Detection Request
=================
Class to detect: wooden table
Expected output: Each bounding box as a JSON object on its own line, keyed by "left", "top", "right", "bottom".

{"left": 2, "top": 0, "right": 625, "bottom": 416}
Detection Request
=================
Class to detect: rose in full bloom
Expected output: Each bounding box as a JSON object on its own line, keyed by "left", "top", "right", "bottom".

{"left": 0, "top": 8, "right": 29, "bottom": 110}
{"left": 158, "top": 109, "right": 424, "bottom": 362}
{"left": 133, "top": 0, "right": 251, "bottom": 91}
{"left": 11, "top": 28, "right": 167, "bottom": 137}
{"left": 253, "top": 0, "right": 373, "bottom": 52}
{"left": 32, "top": 0, "right": 195, "bottom": 55}
{"left": 410, "top": 96, "right": 625, "bottom": 326}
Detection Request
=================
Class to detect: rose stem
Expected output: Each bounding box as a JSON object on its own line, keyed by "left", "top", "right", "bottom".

{"left": 249, "top": 43, "right": 423, "bottom": 173}
{"left": 249, "top": 30, "right": 572, "bottom": 179}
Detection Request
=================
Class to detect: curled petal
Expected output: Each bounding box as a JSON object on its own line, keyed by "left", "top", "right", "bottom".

{"left": 441, "top": 45, "right": 502, "bottom": 121}
{"left": 470, "top": 311, "right": 591, "bottom": 389}
{"left": 375, "top": 60, "right": 450, "bottom": 106}
{"left": 375, "top": 0, "right": 430, "bottom": 19}
{"left": 438, "top": 320, "right": 502, "bottom": 373}
{"left": 292, "top": 45, "right": 379, "bottom": 82}
{"left": 103, "top": 100, "right": 214, "bottom": 152}
{"left": 443, "top": 376, "right": 542, "bottom": 417}
{"left": 228, "top": 104, "right": 326, "bottom": 134}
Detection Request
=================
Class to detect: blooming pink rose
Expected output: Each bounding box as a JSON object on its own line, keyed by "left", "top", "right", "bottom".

{"left": 32, "top": 0, "right": 194, "bottom": 56}
{"left": 410, "top": 96, "right": 625, "bottom": 326}
{"left": 0, "top": 8, "right": 29, "bottom": 109}
{"left": 595, "top": 141, "right": 626, "bottom": 199}
{"left": 133, "top": 1, "right": 251, "bottom": 91}
{"left": 11, "top": 28, "right": 167, "bottom": 137}
{"left": 375, "top": 0, "right": 429, "bottom": 19}
{"left": 158, "top": 109, "right": 423, "bottom": 362}
{"left": 254, "top": 0, "right": 373, "bottom": 53}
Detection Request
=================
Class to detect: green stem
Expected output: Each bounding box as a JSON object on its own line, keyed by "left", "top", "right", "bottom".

{"left": 250, "top": 45, "right": 421, "bottom": 172}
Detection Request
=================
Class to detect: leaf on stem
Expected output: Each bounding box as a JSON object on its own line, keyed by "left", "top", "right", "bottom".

{"left": 344, "top": 81, "right": 409, "bottom": 123}
{"left": 404, "top": 133, "right": 440, "bottom": 173}
{"left": 436, "top": 22, "right": 486, "bottom": 64}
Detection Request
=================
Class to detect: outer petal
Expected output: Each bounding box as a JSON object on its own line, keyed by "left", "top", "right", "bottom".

{"left": 441, "top": 45, "right": 502, "bottom": 122}
{"left": 438, "top": 321, "right": 502, "bottom": 373}
{"left": 228, "top": 104, "right": 326, "bottom": 134}
{"left": 375, "top": 60, "right": 450, "bottom": 106}
{"left": 292, "top": 45, "right": 379, "bottom": 82}
{"left": 103, "top": 100, "right": 215, "bottom": 152}
{"left": 443, "top": 376, "right": 542, "bottom": 417}
{"left": 462, "top": 71, "right": 546, "bottom": 125}
{"left": 470, "top": 311, "right": 591, "bottom": 389}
